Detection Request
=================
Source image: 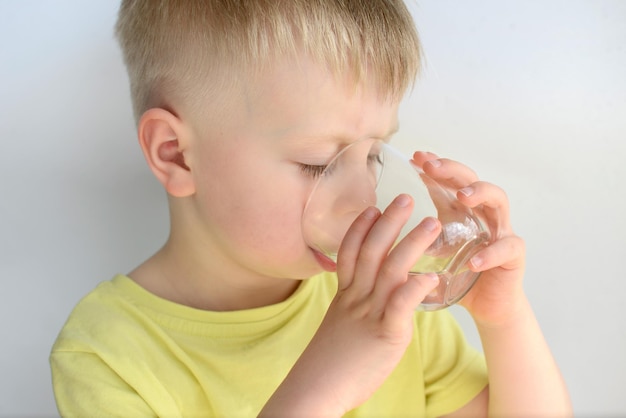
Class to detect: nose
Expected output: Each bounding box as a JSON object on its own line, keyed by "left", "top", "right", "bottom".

{"left": 301, "top": 139, "right": 384, "bottom": 256}
{"left": 331, "top": 159, "right": 378, "bottom": 217}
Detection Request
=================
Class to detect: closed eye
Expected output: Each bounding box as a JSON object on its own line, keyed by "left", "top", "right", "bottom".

{"left": 299, "top": 164, "right": 329, "bottom": 178}
{"left": 300, "top": 152, "right": 382, "bottom": 178}
{"left": 368, "top": 152, "right": 383, "bottom": 166}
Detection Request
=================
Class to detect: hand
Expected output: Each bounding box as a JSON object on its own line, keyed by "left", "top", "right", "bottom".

{"left": 412, "top": 151, "right": 526, "bottom": 327}
{"left": 262, "top": 195, "right": 442, "bottom": 416}
{"left": 324, "top": 195, "right": 442, "bottom": 410}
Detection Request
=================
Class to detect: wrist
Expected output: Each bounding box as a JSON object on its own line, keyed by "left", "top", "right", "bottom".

{"left": 467, "top": 291, "right": 531, "bottom": 331}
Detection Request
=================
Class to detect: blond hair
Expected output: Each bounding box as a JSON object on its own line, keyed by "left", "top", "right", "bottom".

{"left": 115, "top": 0, "right": 422, "bottom": 122}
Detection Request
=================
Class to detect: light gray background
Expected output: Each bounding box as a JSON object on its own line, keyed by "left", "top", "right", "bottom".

{"left": 1, "top": 1, "right": 624, "bottom": 416}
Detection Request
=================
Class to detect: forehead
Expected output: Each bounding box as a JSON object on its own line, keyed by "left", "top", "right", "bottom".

{"left": 240, "top": 56, "right": 401, "bottom": 143}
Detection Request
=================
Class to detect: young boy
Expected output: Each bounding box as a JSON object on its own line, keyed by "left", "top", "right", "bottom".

{"left": 50, "top": 1, "right": 572, "bottom": 416}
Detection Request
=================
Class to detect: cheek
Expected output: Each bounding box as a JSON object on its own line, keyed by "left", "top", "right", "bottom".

{"left": 216, "top": 185, "right": 311, "bottom": 272}
{"left": 240, "top": 204, "right": 302, "bottom": 249}
{"left": 240, "top": 180, "right": 306, "bottom": 240}
{"left": 198, "top": 159, "right": 309, "bottom": 252}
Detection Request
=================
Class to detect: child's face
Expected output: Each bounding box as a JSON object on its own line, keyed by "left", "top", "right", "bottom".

{"left": 185, "top": 58, "right": 400, "bottom": 282}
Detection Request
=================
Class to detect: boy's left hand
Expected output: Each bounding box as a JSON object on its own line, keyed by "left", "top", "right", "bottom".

{"left": 412, "top": 151, "right": 527, "bottom": 327}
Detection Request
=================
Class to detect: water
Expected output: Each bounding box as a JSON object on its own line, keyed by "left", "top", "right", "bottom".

{"left": 411, "top": 232, "right": 490, "bottom": 310}
{"left": 321, "top": 231, "right": 489, "bottom": 311}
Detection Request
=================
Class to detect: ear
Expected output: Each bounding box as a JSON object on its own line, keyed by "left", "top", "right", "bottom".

{"left": 137, "top": 108, "right": 195, "bottom": 197}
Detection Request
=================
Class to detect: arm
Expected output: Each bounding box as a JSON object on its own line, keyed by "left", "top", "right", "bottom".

{"left": 444, "top": 300, "right": 571, "bottom": 418}
{"left": 413, "top": 152, "right": 572, "bottom": 417}
{"left": 261, "top": 198, "right": 444, "bottom": 417}
{"left": 443, "top": 299, "right": 571, "bottom": 418}
{"left": 477, "top": 297, "right": 571, "bottom": 417}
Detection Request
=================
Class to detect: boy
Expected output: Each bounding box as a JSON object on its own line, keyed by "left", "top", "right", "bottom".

{"left": 51, "top": 1, "right": 572, "bottom": 416}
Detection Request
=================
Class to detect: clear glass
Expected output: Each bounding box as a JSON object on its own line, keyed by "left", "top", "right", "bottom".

{"left": 302, "top": 139, "right": 490, "bottom": 311}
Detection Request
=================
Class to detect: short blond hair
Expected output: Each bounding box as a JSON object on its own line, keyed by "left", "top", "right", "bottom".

{"left": 115, "top": 0, "right": 422, "bottom": 122}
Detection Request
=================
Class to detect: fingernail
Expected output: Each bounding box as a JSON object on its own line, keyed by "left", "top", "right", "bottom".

{"left": 395, "top": 194, "right": 411, "bottom": 207}
{"left": 427, "top": 159, "right": 442, "bottom": 168}
{"left": 470, "top": 255, "right": 483, "bottom": 268}
{"left": 363, "top": 206, "right": 379, "bottom": 219}
{"left": 422, "top": 217, "right": 438, "bottom": 232}
{"left": 459, "top": 186, "right": 474, "bottom": 197}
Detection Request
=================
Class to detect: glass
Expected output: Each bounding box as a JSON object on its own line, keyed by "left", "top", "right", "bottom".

{"left": 302, "top": 139, "right": 490, "bottom": 311}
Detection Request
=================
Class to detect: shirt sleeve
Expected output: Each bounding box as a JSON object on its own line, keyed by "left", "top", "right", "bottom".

{"left": 50, "top": 350, "right": 158, "bottom": 417}
{"left": 416, "top": 309, "right": 488, "bottom": 417}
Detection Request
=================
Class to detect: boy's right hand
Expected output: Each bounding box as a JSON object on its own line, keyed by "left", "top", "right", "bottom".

{"left": 261, "top": 195, "right": 441, "bottom": 417}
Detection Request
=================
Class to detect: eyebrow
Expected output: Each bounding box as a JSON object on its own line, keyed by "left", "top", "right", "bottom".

{"left": 295, "top": 123, "right": 400, "bottom": 145}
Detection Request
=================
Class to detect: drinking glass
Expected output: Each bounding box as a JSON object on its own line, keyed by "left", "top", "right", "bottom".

{"left": 302, "top": 139, "right": 490, "bottom": 311}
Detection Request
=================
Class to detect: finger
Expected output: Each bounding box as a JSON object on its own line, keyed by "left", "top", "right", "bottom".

{"left": 382, "top": 273, "right": 440, "bottom": 334}
{"left": 336, "top": 206, "right": 381, "bottom": 291}
{"left": 457, "top": 181, "right": 512, "bottom": 237}
{"left": 411, "top": 151, "right": 439, "bottom": 168}
{"left": 469, "top": 235, "right": 525, "bottom": 272}
{"left": 371, "top": 217, "right": 441, "bottom": 307}
{"left": 350, "top": 194, "right": 415, "bottom": 298}
{"left": 414, "top": 155, "right": 479, "bottom": 190}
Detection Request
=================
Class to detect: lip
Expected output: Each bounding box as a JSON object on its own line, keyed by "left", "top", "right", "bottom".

{"left": 311, "top": 248, "right": 337, "bottom": 272}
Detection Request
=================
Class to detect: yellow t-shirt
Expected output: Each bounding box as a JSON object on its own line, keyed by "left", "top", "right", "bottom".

{"left": 50, "top": 273, "right": 487, "bottom": 417}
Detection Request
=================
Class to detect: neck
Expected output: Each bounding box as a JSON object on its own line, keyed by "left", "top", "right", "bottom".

{"left": 129, "top": 237, "right": 301, "bottom": 311}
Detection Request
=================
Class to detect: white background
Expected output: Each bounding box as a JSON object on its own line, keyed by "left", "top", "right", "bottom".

{"left": 1, "top": 1, "right": 625, "bottom": 416}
